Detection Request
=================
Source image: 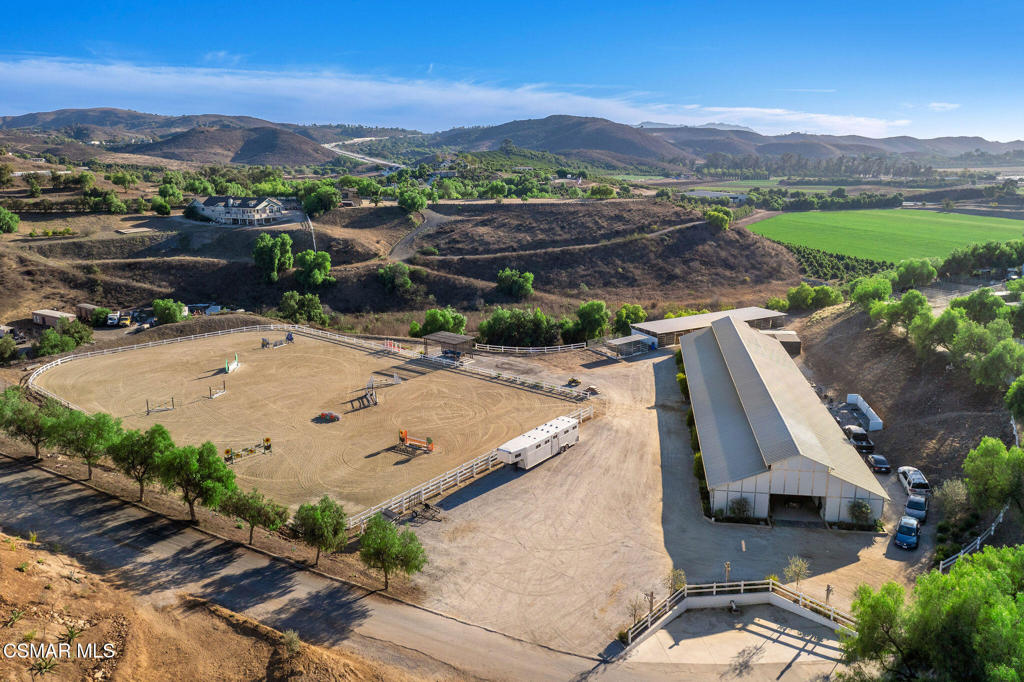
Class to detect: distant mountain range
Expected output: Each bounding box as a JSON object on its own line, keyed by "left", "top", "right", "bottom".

{"left": 2, "top": 108, "right": 1024, "bottom": 168}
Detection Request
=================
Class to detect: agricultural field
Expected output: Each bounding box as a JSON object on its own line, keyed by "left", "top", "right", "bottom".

{"left": 747, "top": 208, "right": 1024, "bottom": 261}
{"left": 33, "top": 331, "right": 572, "bottom": 512}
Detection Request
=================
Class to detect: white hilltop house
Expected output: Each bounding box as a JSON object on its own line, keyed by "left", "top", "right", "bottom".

{"left": 189, "top": 196, "right": 285, "bottom": 226}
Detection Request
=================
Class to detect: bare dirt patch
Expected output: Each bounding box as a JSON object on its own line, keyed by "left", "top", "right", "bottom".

{"left": 34, "top": 331, "right": 573, "bottom": 512}
{"left": 0, "top": 530, "right": 428, "bottom": 681}
{"left": 792, "top": 304, "right": 1012, "bottom": 482}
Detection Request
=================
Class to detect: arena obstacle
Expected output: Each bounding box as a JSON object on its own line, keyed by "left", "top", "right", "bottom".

{"left": 225, "top": 352, "right": 240, "bottom": 374}
{"left": 399, "top": 429, "right": 434, "bottom": 452}
{"left": 223, "top": 437, "right": 272, "bottom": 465}
{"left": 317, "top": 411, "right": 341, "bottom": 423}
{"left": 262, "top": 333, "right": 294, "bottom": 350}
{"left": 209, "top": 381, "right": 227, "bottom": 399}
{"left": 382, "top": 340, "right": 402, "bottom": 352}
{"left": 146, "top": 397, "right": 175, "bottom": 415}
{"left": 349, "top": 379, "right": 378, "bottom": 410}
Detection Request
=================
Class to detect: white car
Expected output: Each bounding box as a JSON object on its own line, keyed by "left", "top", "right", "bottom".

{"left": 897, "top": 466, "right": 931, "bottom": 496}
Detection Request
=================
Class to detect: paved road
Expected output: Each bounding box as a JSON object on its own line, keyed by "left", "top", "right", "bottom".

{"left": 0, "top": 458, "right": 598, "bottom": 681}
{"left": 322, "top": 143, "right": 404, "bottom": 168}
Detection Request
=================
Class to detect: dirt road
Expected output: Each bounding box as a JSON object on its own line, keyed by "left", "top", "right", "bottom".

{"left": 0, "top": 458, "right": 597, "bottom": 681}
{"left": 389, "top": 208, "right": 458, "bottom": 261}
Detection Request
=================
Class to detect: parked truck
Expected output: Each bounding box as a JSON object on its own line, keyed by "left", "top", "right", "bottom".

{"left": 106, "top": 311, "right": 121, "bottom": 326}
{"left": 496, "top": 416, "right": 579, "bottom": 470}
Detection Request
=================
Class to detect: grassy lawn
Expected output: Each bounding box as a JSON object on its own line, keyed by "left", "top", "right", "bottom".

{"left": 748, "top": 209, "right": 1024, "bottom": 261}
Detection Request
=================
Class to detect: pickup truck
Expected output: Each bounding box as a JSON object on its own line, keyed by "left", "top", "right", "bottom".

{"left": 118, "top": 314, "right": 131, "bottom": 327}
{"left": 843, "top": 424, "right": 875, "bottom": 454}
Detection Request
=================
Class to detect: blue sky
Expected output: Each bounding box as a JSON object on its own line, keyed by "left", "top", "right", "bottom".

{"left": 2, "top": 1, "right": 1022, "bottom": 139}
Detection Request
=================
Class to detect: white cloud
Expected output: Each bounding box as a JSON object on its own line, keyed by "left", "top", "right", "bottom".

{"left": 0, "top": 58, "right": 911, "bottom": 136}
{"left": 928, "top": 102, "right": 960, "bottom": 111}
{"left": 202, "top": 51, "right": 242, "bottom": 66}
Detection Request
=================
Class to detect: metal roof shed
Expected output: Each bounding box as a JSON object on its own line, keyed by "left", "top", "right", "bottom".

{"left": 606, "top": 334, "right": 655, "bottom": 357}
{"left": 631, "top": 307, "right": 786, "bottom": 347}
{"left": 422, "top": 331, "right": 475, "bottom": 357}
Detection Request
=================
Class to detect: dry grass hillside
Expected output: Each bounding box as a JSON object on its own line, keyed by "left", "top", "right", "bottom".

{"left": 133, "top": 127, "right": 337, "bottom": 166}
{"left": 0, "top": 530, "right": 430, "bottom": 682}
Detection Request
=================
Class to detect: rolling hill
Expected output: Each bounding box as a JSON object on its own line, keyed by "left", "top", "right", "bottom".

{"left": 132, "top": 126, "right": 338, "bottom": 165}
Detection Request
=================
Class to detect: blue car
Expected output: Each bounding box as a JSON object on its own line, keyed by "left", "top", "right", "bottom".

{"left": 894, "top": 516, "right": 920, "bottom": 550}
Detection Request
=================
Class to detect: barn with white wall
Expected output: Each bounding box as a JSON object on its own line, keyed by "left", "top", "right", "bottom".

{"left": 680, "top": 316, "right": 888, "bottom": 524}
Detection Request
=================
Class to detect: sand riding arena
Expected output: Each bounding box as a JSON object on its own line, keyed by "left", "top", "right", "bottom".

{"left": 32, "top": 329, "right": 575, "bottom": 512}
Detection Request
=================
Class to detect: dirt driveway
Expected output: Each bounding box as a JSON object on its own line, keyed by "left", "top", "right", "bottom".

{"left": 411, "top": 348, "right": 933, "bottom": 656}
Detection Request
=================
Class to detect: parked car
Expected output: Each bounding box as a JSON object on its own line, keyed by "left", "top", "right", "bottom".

{"left": 893, "top": 516, "right": 921, "bottom": 550}
{"left": 904, "top": 494, "right": 928, "bottom": 523}
{"left": 897, "top": 466, "right": 932, "bottom": 496}
{"left": 843, "top": 425, "right": 875, "bottom": 454}
{"left": 865, "top": 453, "right": 892, "bottom": 473}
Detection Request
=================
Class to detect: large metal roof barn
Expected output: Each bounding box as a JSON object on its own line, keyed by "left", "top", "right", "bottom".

{"left": 631, "top": 307, "right": 786, "bottom": 347}
{"left": 680, "top": 316, "right": 888, "bottom": 524}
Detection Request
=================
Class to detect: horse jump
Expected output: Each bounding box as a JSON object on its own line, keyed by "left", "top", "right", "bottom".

{"left": 225, "top": 352, "right": 240, "bottom": 374}
{"left": 399, "top": 429, "right": 434, "bottom": 452}
{"left": 146, "top": 397, "right": 175, "bottom": 415}
{"left": 209, "top": 381, "right": 227, "bottom": 399}
{"left": 262, "top": 333, "right": 294, "bottom": 349}
{"left": 223, "top": 437, "right": 273, "bottom": 465}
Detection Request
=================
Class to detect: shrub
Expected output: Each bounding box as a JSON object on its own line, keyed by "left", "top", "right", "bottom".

{"left": 690, "top": 425, "right": 700, "bottom": 452}
{"left": 0, "top": 206, "right": 19, "bottom": 233}
{"left": 674, "top": 348, "right": 683, "bottom": 368}
{"left": 787, "top": 282, "right": 815, "bottom": 310}
{"left": 693, "top": 451, "right": 704, "bottom": 480}
{"left": 496, "top": 267, "right": 534, "bottom": 300}
{"left": 848, "top": 499, "right": 873, "bottom": 526}
{"left": 686, "top": 407, "right": 695, "bottom": 429}
{"left": 676, "top": 372, "right": 689, "bottom": 400}
{"left": 90, "top": 307, "right": 111, "bottom": 327}
{"left": 934, "top": 478, "right": 970, "bottom": 524}
{"left": 153, "top": 298, "right": 184, "bottom": 325}
{"left": 766, "top": 296, "right": 789, "bottom": 312}
{"left": 728, "top": 497, "right": 752, "bottom": 519}
{"left": 282, "top": 630, "right": 301, "bottom": 657}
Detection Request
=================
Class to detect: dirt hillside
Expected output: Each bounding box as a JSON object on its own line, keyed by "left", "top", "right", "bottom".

{"left": 0, "top": 530, "right": 430, "bottom": 682}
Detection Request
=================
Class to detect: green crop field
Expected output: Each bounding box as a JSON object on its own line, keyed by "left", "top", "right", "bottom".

{"left": 748, "top": 209, "right": 1024, "bottom": 262}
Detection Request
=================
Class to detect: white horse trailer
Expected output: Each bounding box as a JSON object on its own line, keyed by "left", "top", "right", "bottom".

{"left": 497, "top": 416, "right": 580, "bottom": 470}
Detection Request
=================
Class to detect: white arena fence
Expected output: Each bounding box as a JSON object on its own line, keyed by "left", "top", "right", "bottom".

{"left": 474, "top": 342, "right": 586, "bottom": 354}
{"left": 938, "top": 503, "right": 1010, "bottom": 573}
{"left": 623, "top": 579, "right": 856, "bottom": 648}
{"left": 347, "top": 404, "right": 595, "bottom": 532}
{"left": 27, "top": 324, "right": 592, "bottom": 404}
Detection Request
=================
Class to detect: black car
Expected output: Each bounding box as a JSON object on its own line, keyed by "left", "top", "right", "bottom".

{"left": 866, "top": 453, "right": 891, "bottom": 473}
{"left": 843, "top": 424, "right": 875, "bottom": 454}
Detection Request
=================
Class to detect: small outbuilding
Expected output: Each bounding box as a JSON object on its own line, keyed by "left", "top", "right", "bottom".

{"left": 32, "top": 310, "right": 76, "bottom": 328}
{"left": 630, "top": 307, "right": 786, "bottom": 347}
{"left": 422, "top": 331, "right": 475, "bottom": 359}
{"left": 606, "top": 333, "right": 657, "bottom": 357}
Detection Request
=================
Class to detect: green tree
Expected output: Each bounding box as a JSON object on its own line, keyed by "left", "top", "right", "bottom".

{"left": 844, "top": 546, "right": 1024, "bottom": 680}
{"left": 252, "top": 233, "right": 294, "bottom": 283}
{"left": 152, "top": 298, "right": 185, "bottom": 325}
{"left": 377, "top": 262, "right": 412, "bottom": 295}
{"left": 158, "top": 441, "right": 236, "bottom": 522}
{"left": 786, "top": 282, "right": 815, "bottom": 310}
{"left": 0, "top": 389, "right": 64, "bottom": 459}
{"left": 149, "top": 196, "right": 171, "bottom": 215}
{"left": 587, "top": 184, "right": 616, "bottom": 199}
{"left": 0, "top": 335, "right": 16, "bottom": 364}
{"left": 704, "top": 208, "right": 731, "bottom": 230}
{"left": 221, "top": 489, "right": 289, "bottom": 546}
{"left": 294, "top": 250, "right": 334, "bottom": 290}
{"left": 612, "top": 303, "right": 647, "bottom": 336}
{"left": 54, "top": 411, "right": 121, "bottom": 480}
{"left": 851, "top": 276, "right": 892, "bottom": 310}
{"left": 573, "top": 300, "right": 610, "bottom": 340}
{"left": 895, "top": 258, "right": 937, "bottom": 289}
{"left": 397, "top": 189, "right": 428, "bottom": 213}
{"left": 963, "top": 436, "right": 1024, "bottom": 513}
{"left": 293, "top": 495, "right": 347, "bottom": 565}
{"left": 54, "top": 318, "right": 93, "bottom": 346}
{"left": 358, "top": 513, "right": 427, "bottom": 590}
{"left": 478, "top": 307, "right": 563, "bottom": 347}
{"left": 157, "top": 184, "right": 184, "bottom": 204}
{"left": 783, "top": 555, "right": 809, "bottom": 588}
{"left": 765, "top": 296, "right": 789, "bottom": 312}
{"left": 495, "top": 267, "right": 534, "bottom": 300}
{"left": 0, "top": 163, "right": 12, "bottom": 188}
{"left": 110, "top": 171, "right": 139, "bottom": 193}
{"left": 277, "top": 291, "right": 328, "bottom": 325}
{"left": 90, "top": 307, "right": 112, "bottom": 327}
{"left": 950, "top": 288, "right": 1006, "bottom": 325}
{"left": 972, "top": 339, "right": 1024, "bottom": 387}
{"left": 0, "top": 206, "right": 19, "bottom": 234}
{"left": 949, "top": 319, "right": 996, "bottom": 365}
{"left": 33, "top": 329, "right": 77, "bottom": 357}
{"left": 26, "top": 176, "right": 41, "bottom": 198}
{"left": 1005, "top": 374, "right": 1024, "bottom": 422}
{"left": 110, "top": 424, "right": 173, "bottom": 502}
{"left": 810, "top": 285, "right": 842, "bottom": 309}
{"left": 410, "top": 306, "right": 466, "bottom": 337}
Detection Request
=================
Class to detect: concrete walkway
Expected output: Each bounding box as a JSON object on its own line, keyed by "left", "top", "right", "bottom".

{"left": 0, "top": 458, "right": 596, "bottom": 681}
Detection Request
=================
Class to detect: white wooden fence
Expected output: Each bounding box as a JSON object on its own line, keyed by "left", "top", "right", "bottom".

{"left": 347, "top": 404, "right": 595, "bottom": 531}
{"left": 27, "top": 324, "right": 591, "bottom": 403}
{"left": 938, "top": 503, "right": 1010, "bottom": 572}
{"left": 474, "top": 342, "right": 586, "bottom": 354}
{"left": 624, "top": 579, "right": 856, "bottom": 646}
